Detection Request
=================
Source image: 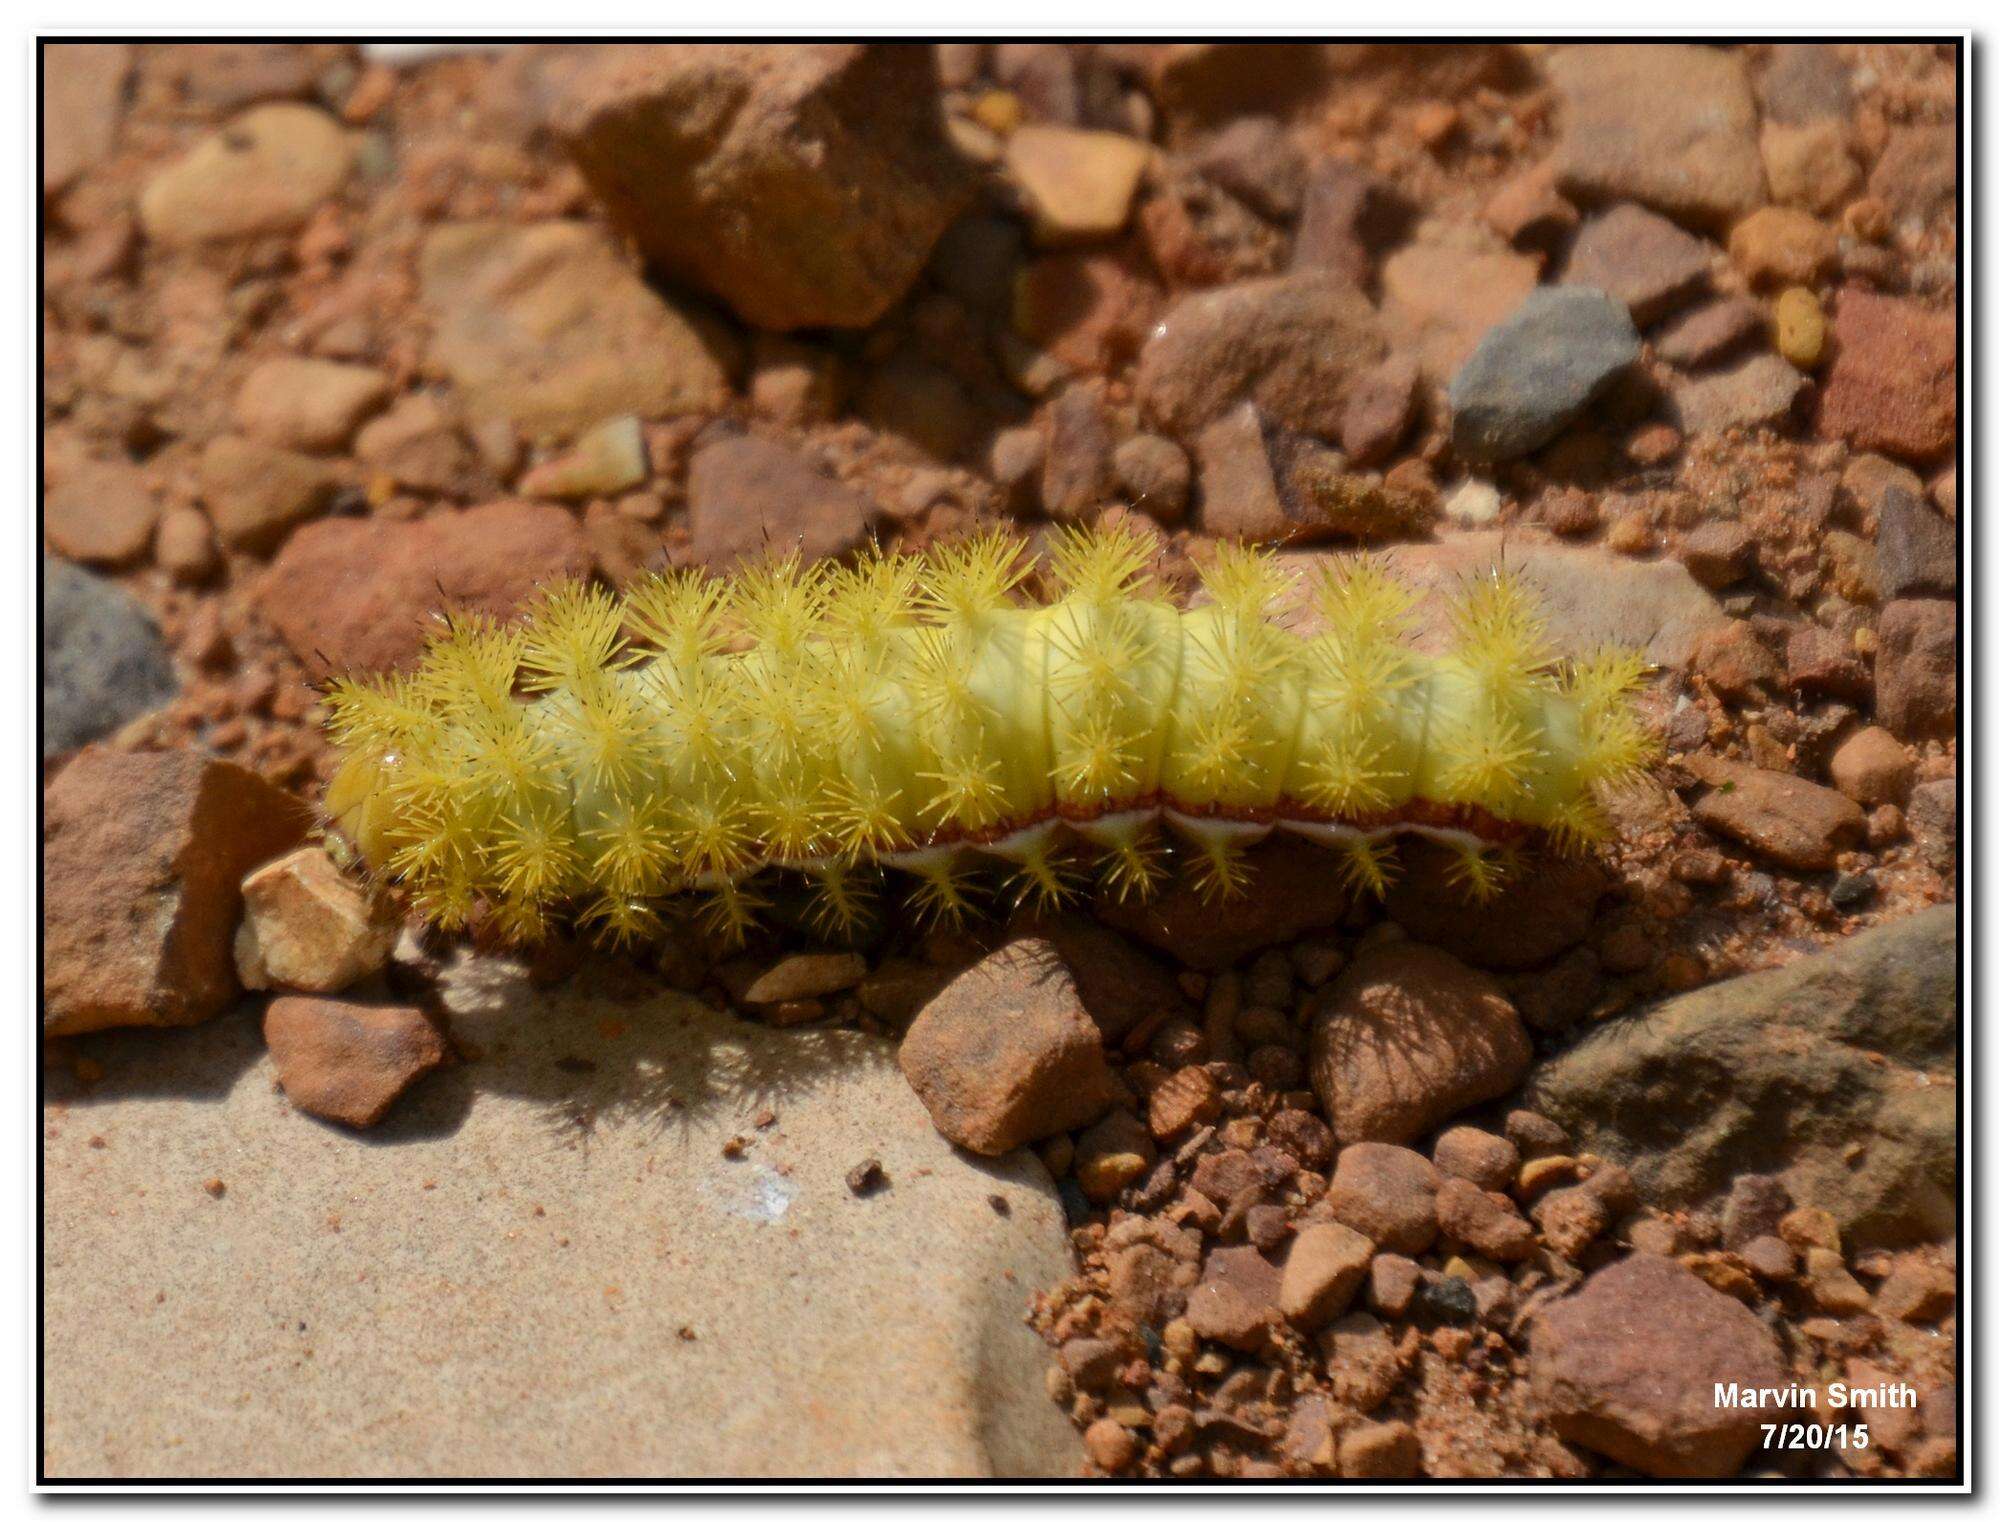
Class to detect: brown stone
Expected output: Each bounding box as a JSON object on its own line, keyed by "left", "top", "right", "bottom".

{"left": 1104, "top": 1216, "right": 1201, "bottom": 1325}
{"left": 1310, "top": 942, "right": 1532, "bottom": 1145}
{"left": 263, "top": 995, "right": 448, "bottom": 1128}
{"left": 1727, "top": 206, "right": 1837, "bottom": 290}
{"left": 44, "top": 457, "right": 158, "bottom": 568}
{"left": 685, "top": 432, "right": 874, "bottom": 570}
{"left": 43, "top": 749, "right": 308, "bottom": 1035}
{"left": 198, "top": 436, "right": 338, "bottom": 554}
{"left": 1874, "top": 598, "right": 1957, "bottom": 741}
{"left": 235, "top": 847, "right": 400, "bottom": 994}
{"left": 1324, "top": 1143, "right": 1440, "bottom": 1255}
{"left": 1432, "top": 1126, "right": 1520, "bottom": 1192}
{"left": 1530, "top": 1254, "right": 1787, "bottom": 1478}
{"left": 233, "top": 358, "right": 390, "bottom": 454}
{"left": 1380, "top": 243, "right": 1539, "bottom": 384}
{"left": 1562, "top": 204, "right": 1713, "bottom": 325}
{"left": 1338, "top": 1418, "right": 1421, "bottom": 1479}
{"left": 1185, "top": 1244, "right": 1282, "bottom": 1351}
{"left": 1828, "top": 726, "right": 1913, "bottom": 807}
{"left": 1688, "top": 755, "right": 1865, "bottom": 869}
{"left": 1653, "top": 296, "right": 1765, "bottom": 369}
{"left": 1278, "top": 1221, "right": 1374, "bottom": 1330}
{"left": 42, "top": 43, "right": 131, "bottom": 196}
{"left": 138, "top": 103, "right": 353, "bottom": 246}
{"left": 1436, "top": 1176, "right": 1536, "bottom": 1262}
{"left": 897, "top": 939, "right": 1119, "bottom": 1156}
{"left": 551, "top": 44, "right": 973, "bottom": 330}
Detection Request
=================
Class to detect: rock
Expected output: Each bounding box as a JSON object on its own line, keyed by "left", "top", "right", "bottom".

{"left": 1279, "top": 1222, "right": 1373, "bottom": 1329}
{"left": 1147, "top": 1066, "right": 1220, "bottom": 1142}
{"left": 1040, "top": 383, "right": 1116, "bottom": 521}
{"left": 1762, "top": 120, "right": 1862, "bottom": 221}
{"left": 353, "top": 394, "right": 476, "bottom": 495}
{"left": 1447, "top": 287, "right": 1640, "bottom": 464}
{"left": 1082, "top": 1417, "right": 1137, "bottom": 1473}
{"left": 1382, "top": 840, "right": 1605, "bottom": 971}
{"left": 729, "top": 952, "right": 868, "bottom": 1007}
{"left": 155, "top": 508, "right": 219, "bottom": 584}
{"left": 859, "top": 355, "right": 978, "bottom": 460}
{"left": 551, "top": 43, "right": 973, "bottom": 330}
{"left": 43, "top": 956, "right": 1080, "bottom": 1476}
{"left": 1193, "top": 116, "right": 1305, "bottom": 222}
{"left": 1532, "top": 1184, "right": 1610, "bottom": 1260}
{"left": 1738, "top": 1234, "right": 1797, "bottom": 1281}
{"left": 1367, "top": 1253, "right": 1421, "bottom": 1318}
{"left": 1874, "top": 1257, "right": 1954, "bottom": 1324}
{"left": 1073, "top": 1109, "right": 1157, "bottom": 1204}
{"left": 1339, "top": 354, "right": 1419, "bottom": 465}
{"left": 1773, "top": 287, "right": 1827, "bottom": 369}
{"left": 235, "top": 848, "right": 400, "bottom": 994}
{"left": 43, "top": 749, "right": 307, "bottom": 1036}
{"left": 1523, "top": 908, "right": 1955, "bottom": 1249}
{"left": 1547, "top": 44, "right": 1766, "bottom": 229}
{"left": 1185, "top": 1244, "right": 1282, "bottom": 1351}
{"left": 1757, "top": 43, "right": 1853, "bottom": 126}
{"left": 1678, "top": 521, "right": 1756, "bottom": 588}
{"left": 1311, "top": 943, "right": 1531, "bottom": 1146}
{"left": 1786, "top": 625, "right": 1871, "bottom": 701}
{"left": 1816, "top": 288, "right": 1956, "bottom": 463}
{"left": 1720, "top": 1173, "right": 1793, "bottom": 1249}
{"left": 1874, "top": 598, "right": 1957, "bottom": 741}
{"left": 1339, "top": 1419, "right": 1422, "bottom": 1479}
{"left": 1727, "top": 206, "right": 1836, "bottom": 290}
{"left": 1011, "top": 249, "right": 1161, "bottom": 378}
{"left": 233, "top": 358, "right": 390, "bottom": 454}
{"left": 1562, "top": 204, "right": 1713, "bottom": 325}
{"left": 198, "top": 435, "right": 338, "bottom": 553}
{"left": 44, "top": 456, "right": 158, "bottom": 568}
{"left": 41, "top": 557, "right": 178, "bottom": 758}
{"left": 1013, "top": 912, "right": 1189, "bottom": 1044}
{"left": 1828, "top": 726, "right": 1913, "bottom": 807}
{"left": 1687, "top": 755, "right": 1864, "bottom": 869}
{"left": 1111, "top": 434, "right": 1191, "bottom": 523}
{"left": 1690, "top": 620, "right": 1783, "bottom": 701}
{"left": 256, "top": 500, "right": 593, "bottom": 675}
{"left": 1195, "top": 405, "right": 1432, "bottom": 544}
{"left": 1671, "top": 354, "right": 1806, "bottom": 436}
{"left": 897, "top": 939, "right": 1118, "bottom": 1156}
{"left": 1867, "top": 124, "right": 1956, "bottom": 224}
{"left": 1483, "top": 162, "right": 1579, "bottom": 253}
{"left": 685, "top": 432, "right": 875, "bottom": 569}
{"left": 518, "top": 416, "right": 648, "bottom": 501}
{"left": 1005, "top": 125, "right": 1152, "bottom": 245}
{"left": 1104, "top": 1216, "right": 1202, "bottom": 1326}
{"left": 1134, "top": 271, "right": 1386, "bottom": 442}
{"left": 1530, "top": 1254, "right": 1787, "bottom": 1477}
{"left": 1876, "top": 484, "right": 1957, "bottom": 599}
{"left": 1093, "top": 834, "right": 1348, "bottom": 971}
{"left": 138, "top": 103, "right": 353, "bottom": 246}
{"left": 1432, "top": 1126, "right": 1520, "bottom": 1192}
{"left": 1653, "top": 296, "right": 1764, "bottom": 368}
{"left": 1380, "top": 243, "right": 1540, "bottom": 385}
{"left": 42, "top": 43, "right": 131, "bottom": 197}
{"left": 1291, "top": 158, "right": 1405, "bottom": 283}
{"left": 1435, "top": 1176, "right": 1536, "bottom": 1262}
{"left": 1802, "top": 1247, "right": 1870, "bottom": 1315}
{"left": 262, "top": 995, "right": 446, "bottom": 1128}
{"left": 420, "top": 221, "right": 733, "bottom": 441}
{"left": 1906, "top": 777, "right": 1957, "bottom": 868}
{"left": 1324, "top": 1143, "right": 1439, "bottom": 1255}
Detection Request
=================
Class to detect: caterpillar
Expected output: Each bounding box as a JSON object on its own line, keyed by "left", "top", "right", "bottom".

{"left": 320, "top": 524, "right": 1654, "bottom": 950}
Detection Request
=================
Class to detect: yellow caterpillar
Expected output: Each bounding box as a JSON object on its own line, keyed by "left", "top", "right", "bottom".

{"left": 321, "top": 524, "right": 1653, "bottom": 948}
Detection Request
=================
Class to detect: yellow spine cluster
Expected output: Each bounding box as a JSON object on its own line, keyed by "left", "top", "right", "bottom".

{"left": 321, "top": 525, "right": 1654, "bottom": 946}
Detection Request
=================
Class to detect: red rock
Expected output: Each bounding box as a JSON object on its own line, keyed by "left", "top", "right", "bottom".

{"left": 1690, "top": 620, "right": 1783, "bottom": 702}
{"left": 1562, "top": 204, "right": 1713, "bottom": 325}
{"left": 1786, "top": 625, "right": 1872, "bottom": 702}
{"left": 1688, "top": 755, "right": 1866, "bottom": 869}
{"left": 1193, "top": 115, "right": 1305, "bottom": 222}
{"left": 1530, "top": 1254, "right": 1787, "bottom": 1477}
{"left": 1548, "top": 44, "right": 1766, "bottom": 229}
{"left": 1678, "top": 521, "right": 1756, "bottom": 588}
{"left": 1104, "top": 1215, "right": 1202, "bottom": 1325}
{"left": 420, "top": 221, "right": 734, "bottom": 442}
{"left": 1874, "top": 598, "right": 1957, "bottom": 741}
{"left": 1367, "top": 1253, "right": 1421, "bottom": 1318}
{"left": 684, "top": 431, "right": 875, "bottom": 570}
{"left": 44, "top": 457, "right": 158, "bottom": 568}
{"left": 1436, "top": 1176, "right": 1536, "bottom": 1262}
{"left": 1093, "top": 834, "right": 1349, "bottom": 971}
{"left": 263, "top": 995, "right": 448, "bottom": 1128}
{"left": 1040, "top": 382, "right": 1116, "bottom": 521}
{"left": 1011, "top": 249, "right": 1162, "bottom": 377}
{"left": 551, "top": 44, "right": 973, "bottom": 330}
{"left": 1324, "top": 1143, "right": 1440, "bottom": 1255}
{"left": 353, "top": 394, "right": 477, "bottom": 496}
{"left": 257, "top": 500, "right": 592, "bottom": 676}
{"left": 1138, "top": 168, "right": 1285, "bottom": 289}
{"left": 858, "top": 354, "right": 977, "bottom": 461}
{"left": 1483, "top": 162, "right": 1579, "bottom": 253}
{"left": 1339, "top": 353, "right": 1420, "bottom": 465}
{"left": 1672, "top": 354, "right": 1806, "bottom": 436}
{"left": 233, "top": 358, "right": 390, "bottom": 454}
{"left": 1185, "top": 1244, "right": 1282, "bottom": 1351}
{"left": 1432, "top": 1125, "right": 1520, "bottom": 1192}
{"left": 1873, "top": 1257, "right": 1953, "bottom": 1323}
{"left": 1531, "top": 1183, "right": 1610, "bottom": 1260}
{"left": 43, "top": 749, "right": 308, "bottom": 1036}
{"left": 138, "top": 103, "right": 353, "bottom": 246}
{"left": 1310, "top": 942, "right": 1532, "bottom": 1145}
{"left": 1653, "top": 295, "right": 1764, "bottom": 368}
{"left": 1291, "top": 159, "right": 1402, "bottom": 284}
{"left": 897, "top": 938, "right": 1118, "bottom": 1155}
{"left": 1134, "top": 271, "right": 1385, "bottom": 441}
{"left": 1816, "top": 288, "right": 1956, "bottom": 463}
{"left": 1279, "top": 1221, "right": 1374, "bottom": 1329}
{"left": 1011, "top": 911, "right": 1189, "bottom": 1042}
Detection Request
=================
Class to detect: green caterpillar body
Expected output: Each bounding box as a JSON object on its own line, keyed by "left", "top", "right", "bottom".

{"left": 323, "top": 526, "right": 1652, "bottom": 946}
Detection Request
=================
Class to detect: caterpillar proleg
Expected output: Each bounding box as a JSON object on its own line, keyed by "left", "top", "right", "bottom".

{"left": 321, "top": 525, "right": 1654, "bottom": 948}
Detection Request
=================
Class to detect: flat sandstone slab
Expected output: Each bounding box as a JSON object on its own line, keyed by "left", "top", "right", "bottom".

{"left": 42, "top": 957, "right": 1081, "bottom": 1479}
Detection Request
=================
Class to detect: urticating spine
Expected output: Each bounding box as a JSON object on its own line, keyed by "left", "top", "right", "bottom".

{"left": 322, "top": 526, "right": 1652, "bottom": 946}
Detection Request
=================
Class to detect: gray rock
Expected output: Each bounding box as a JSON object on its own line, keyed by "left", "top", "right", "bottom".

{"left": 1447, "top": 287, "right": 1640, "bottom": 464}
{"left": 1522, "top": 908, "right": 1956, "bottom": 1249}
{"left": 42, "top": 955, "right": 1082, "bottom": 1478}
{"left": 41, "top": 555, "right": 179, "bottom": 759}
{"left": 1876, "top": 482, "right": 1958, "bottom": 599}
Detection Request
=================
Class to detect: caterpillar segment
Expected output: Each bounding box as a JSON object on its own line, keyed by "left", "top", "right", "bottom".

{"left": 321, "top": 524, "right": 1655, "bottom": 948}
